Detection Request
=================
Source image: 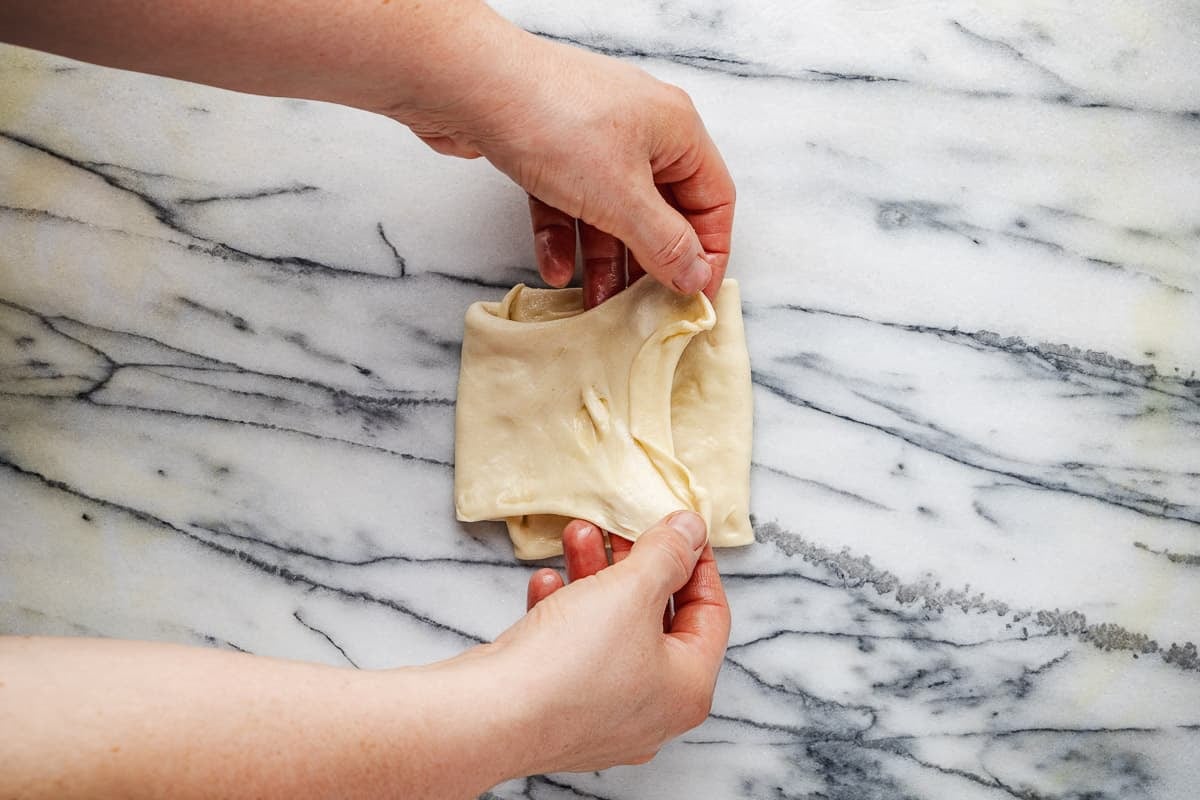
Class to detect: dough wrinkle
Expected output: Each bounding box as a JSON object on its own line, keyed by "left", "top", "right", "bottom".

{"left": 455, "top": 278, "right": 753, "bottom": 560}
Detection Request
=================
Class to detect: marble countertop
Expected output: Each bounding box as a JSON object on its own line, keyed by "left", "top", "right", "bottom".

{"left": 2, "top": 2, "right": 1198, "bottom": 797}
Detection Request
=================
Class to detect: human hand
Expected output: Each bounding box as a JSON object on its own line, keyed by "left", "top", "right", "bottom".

{"left": 394, "top": 11, "right": 735, "bottom": 305}
{"left": 482, "top": 512, "right": 730, "bottom": 774}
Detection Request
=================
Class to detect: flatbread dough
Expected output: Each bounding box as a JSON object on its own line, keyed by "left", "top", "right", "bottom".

{"left": 455, "top": 278, "right": 753, "bottom": 560}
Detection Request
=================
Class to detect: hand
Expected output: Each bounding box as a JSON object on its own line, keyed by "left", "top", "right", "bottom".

{"left": 399, "top": 17, "right": 736, "bottom": 304}
{"left": 0, "top": 1, "right": 733, "bottom": 303}
{"left": 483, "top": 511, "right": 731, "bottom": 774}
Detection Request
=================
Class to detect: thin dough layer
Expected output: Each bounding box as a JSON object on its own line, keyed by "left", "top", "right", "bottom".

{"left": 455, "top": 278, "right": 753, "bottom": 560}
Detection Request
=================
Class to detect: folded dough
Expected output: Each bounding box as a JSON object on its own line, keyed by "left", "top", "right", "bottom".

{"left": 454, "top": 277, "right": 753, "bottom": 560}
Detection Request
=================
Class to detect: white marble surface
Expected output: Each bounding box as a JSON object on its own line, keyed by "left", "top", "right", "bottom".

{"left": 2, "top": 2, "right": 1199, "bottom": 797}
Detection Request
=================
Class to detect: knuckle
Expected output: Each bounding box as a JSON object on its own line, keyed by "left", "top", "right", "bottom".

{"left": 651, "top": 224, "right": 694, "bottom": 272}
{"left": 661, "top": 83, "right": 696, "bottom": 115}
{"left": 649, "top": 535, "right": 692, "bottom": 586}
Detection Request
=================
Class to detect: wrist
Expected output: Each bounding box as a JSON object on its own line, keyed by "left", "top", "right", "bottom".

{"left": 355, "top": 2, "right": 537, "bottom": 140}
{"left": 371, "top": 645, "right": 542, "bottom": 795}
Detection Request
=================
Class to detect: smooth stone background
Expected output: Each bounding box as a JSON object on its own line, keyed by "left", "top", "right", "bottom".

{"left": 2, "top": 2, "right": 1198, "bottom": 797}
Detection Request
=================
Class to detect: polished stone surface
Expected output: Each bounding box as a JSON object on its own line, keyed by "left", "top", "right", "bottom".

{"left": 2, "top": 2, "right": 1198, "bottom": 797}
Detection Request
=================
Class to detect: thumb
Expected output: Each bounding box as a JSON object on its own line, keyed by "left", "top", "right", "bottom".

{"left": 620, "top": 511, "right": 708, "bottom": 603}
{"left": 618, "top": 188, "right": 712, "bottom": 295}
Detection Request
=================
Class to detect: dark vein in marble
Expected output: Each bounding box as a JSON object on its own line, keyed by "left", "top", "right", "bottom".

{"left": 972, "top": 500, "right": 1001, "bottom": 526}
{"left": 427, "top": 270, "right": 532, "bottom": 290}
{"left": 376, "top": 222, "right": 408, "bottom": 278}
{"left": 1133, "top": 540, "right": 1200, "bottom": 566}
{"left": 0, "top": 130, "right": 399, "bottom": 280}
{"left": 948, "top": 20, "right": 1081, "bottom": 101}
{"left": 720, "top": 656, "right": 878, "bottom": 733}
{"left": 872, "top": 199, "right": 1191, "bottom": 294}
{"left": 293, "top": 609, "right": 359, "bottom": 668}
{"left": 527, "top": 28, "right": 901, "bottom": 84}
{"left": 729, "top": 628, "right": 1043, "bottom": 653}
{"left": 139, "top": 364, "right": 455, "bottom": 417}
{"left": 176, "top": 296, "right": 254, "bottom": 333}
{"left": 867, "top": 742, "right": 1046, "bottom": 800}
{"left": 773, "top": 302, "right": 1194, "bottom": 403}
{"left": 175, "top": 184, "right": 319, "bottom": 205}
{"left": 0, "top": 455, "right": 485, "bottom": 645}
{"left": 3, "top": 299, "right": 457, "bottom": 463}
{"left": 527, "top": 28, "right": 1199, "bottom": 122}
{"left": 1004, "top": 651, "right": 1071, "bottom": 699}
{"left": 4, "top": 392, "right": 452, "bottom": 468}
{"left": 190, "top": 519, "right": 524, "bottom": 570}
{"left": 870, "top": 724, "right": 1199, "bottom": 742}
{"left": 752, "top": 461, "right": 892, "bottom": 510}
{"left": 45, "top": 305, "right": 451, "bottom": 405}
{"left": 707, "top": 712, "right": 817, "bottom": 739}
{"left": 531, "top": 776, "right": 617, "bottom": 800}
{"left": 754, "top": 521, "right": 1198, "bottom": 672}
{"left": 198, "top": 634, "right": 249, "bottom": 654}
{"left": 752, "top": 373, "right": 1198, "bottom": 527}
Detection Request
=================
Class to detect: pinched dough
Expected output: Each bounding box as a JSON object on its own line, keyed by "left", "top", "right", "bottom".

{"left": 454, "top": 278, "right": 753, "bottom": 560}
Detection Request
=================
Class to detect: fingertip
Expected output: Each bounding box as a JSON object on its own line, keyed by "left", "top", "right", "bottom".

{"left": 526, "top": 568, "right": 564, "bottom": 610}
{"left": 529, "top": 198, "right": 577, "bottom": 288}
{"left": 562, "top": 519, "right": 599, "bottom": 545}
{"left": 700, "top": 252, "right": 727, "bottom": 301}
{"left": 563, "top": 519, "right": 609, "bottom": 582}
{"left": 624, "top": 512, "right": 707, "bottom": 600}
{"left": 671, "top": 254, "right": 711, "bottom": 296}
{"left": 544, "top": 258, "right": 575, "bottom": 288}
{"left": 665, "top": 510, "right": 708, "bottom": 551}
{"left": 536, "top": 237, "right": 575, "bottom": 288}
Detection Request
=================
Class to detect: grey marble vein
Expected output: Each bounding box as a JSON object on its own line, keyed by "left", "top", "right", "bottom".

{"left": 2, "top": 1, "right": 1199, "bottom": 798}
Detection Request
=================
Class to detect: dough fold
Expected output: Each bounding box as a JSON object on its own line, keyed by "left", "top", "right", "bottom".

{"left": 455, "top": 278, "right": 753, "bottom": 559}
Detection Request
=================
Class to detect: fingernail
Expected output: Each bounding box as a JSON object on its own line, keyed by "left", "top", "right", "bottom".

{"left": 667, "top": 511, "right": 707, "bottom": 550}
{"left": 672, "top": 255, "right": 711, "bottom": 295}
{"left": 547, "top": 257, "right": 573, "bottom": 288}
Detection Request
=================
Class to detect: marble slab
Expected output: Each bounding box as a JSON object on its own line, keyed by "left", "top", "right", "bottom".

{"left": 2, "top": 1, "right": 1198, "bottom": 797}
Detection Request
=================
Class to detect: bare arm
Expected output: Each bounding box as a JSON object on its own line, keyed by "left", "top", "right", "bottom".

{"left": 0, "top": 0, "right": 496, "bottom": 117}
{"left": 0, "top": 0, "right": 735, "bottom": 302}
{"left": 0, "top": 637, "right": 519, "bottom": 799}
{"left": 0, "top": 513, "right": 728, "bottom": 798}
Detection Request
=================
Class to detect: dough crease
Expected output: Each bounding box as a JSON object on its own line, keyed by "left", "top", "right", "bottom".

{"left": 455, "top": 278, "right": 753, "bottom": 559}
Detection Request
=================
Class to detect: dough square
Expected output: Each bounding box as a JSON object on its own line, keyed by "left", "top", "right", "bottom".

{"left": 454, "top": 278, "right": 753, "bottom": 560}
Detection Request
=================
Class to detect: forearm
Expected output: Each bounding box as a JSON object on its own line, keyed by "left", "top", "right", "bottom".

{"left": 0, "top": 0, "right": 525, "bottom": 121}
{"left": 0, "top": 636, "right": 524, "bottom": 800}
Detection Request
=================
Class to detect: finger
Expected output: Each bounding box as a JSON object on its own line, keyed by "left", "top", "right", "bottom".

{"left": 625, "top": 184, "right": 675, "bottom": 288}
{"left": 617, "top": 511, "right": 707, "bottom": 606}
{"left": 609, "top": 533, "right": 634, "bottom": 564}
{"left": 654, "top": 124, "right": 735, "bottom": 300}
{"left": 668, "top": 544, "right": 731, "bottom": 667}
{"left": 526, "top": 568, "right": 565, "bottom": 611}
{"left": 562, "top": 519, "right": 609, "bottom": 582}
{"left": 528, "top": 197, "right": 577, "bottom": 288}
{"left": 579, "top": 222, "right": 627, "bottom": 309}
{"left": 626, "top": 252, "right": 646, "bottom": 285}
{"left": 614, "top": 179, "right": 711, "bottom": 296}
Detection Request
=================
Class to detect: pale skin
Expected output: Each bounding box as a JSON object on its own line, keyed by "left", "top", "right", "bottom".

{"left": 0, "top": 0, "right": 735, "bottom": 305}
{"left": 1, "top": 514, "right": 729, "bottom": 799}
{"left": 0, "top": 1, "right": 737, "bottom": 797}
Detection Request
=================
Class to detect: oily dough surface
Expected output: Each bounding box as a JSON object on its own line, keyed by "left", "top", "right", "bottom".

{"left": 454, "top": 278, "right": 753, "bottom": 560}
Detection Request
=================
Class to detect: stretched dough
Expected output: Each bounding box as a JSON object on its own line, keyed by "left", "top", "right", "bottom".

{"left": 455, "top": 278, "right": 753, "bottom": 560}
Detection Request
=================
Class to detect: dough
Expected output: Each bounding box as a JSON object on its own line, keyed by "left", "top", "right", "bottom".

{"left": 454, "top": 278, "right": 753, "bottom": 560}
